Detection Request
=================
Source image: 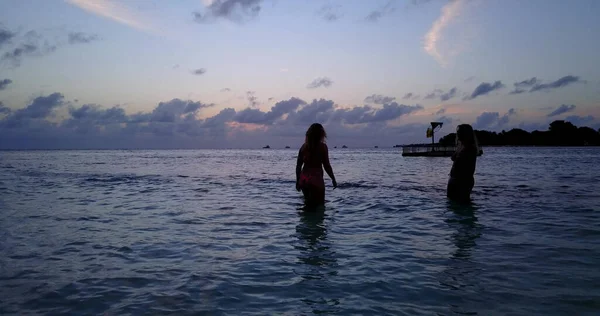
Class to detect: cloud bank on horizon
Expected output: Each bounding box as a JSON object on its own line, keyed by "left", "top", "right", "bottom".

{"left": 1, "top": 86, "right": 597, "bottom": 149}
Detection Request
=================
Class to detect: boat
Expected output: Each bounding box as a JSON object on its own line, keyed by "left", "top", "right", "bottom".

{"left": 342, "top": 145, "right": 348, "bottom": 148}
{"left": 285, "top": 146, "right": 290, "bottom": 149}
{"left": 401, "top": 122, "right": 483, "bottom": 157}
{"left": 263, "top": 145, "right": 270, "bottom": 149}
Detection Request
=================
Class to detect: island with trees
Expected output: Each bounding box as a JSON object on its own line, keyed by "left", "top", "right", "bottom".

{"left": 438, "top": 120, "right": 600, "bottom": 146}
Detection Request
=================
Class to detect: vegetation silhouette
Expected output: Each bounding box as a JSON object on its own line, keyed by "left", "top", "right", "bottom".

{"left": 439, "top": 120, "right": 600, "bottom": 146}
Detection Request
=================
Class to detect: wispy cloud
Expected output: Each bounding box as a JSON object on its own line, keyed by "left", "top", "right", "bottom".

{"left": 192, "top": 68, "right": 207, "bottom": 75}
{"left": 68, "top": 32, "right": 100, "bottom": 44}
{"left": 548, "top": 104, "right": 576, "bottom": 117}
{"left": 0, "top": 78, "right": 13, "bottom": 90}
{"left": 530, "top": 75, "right": 583, "bottom": 93}
{"left": 423, "top": 0, "right": 467, "bottom": 66}
{"left": 66, "top": 0, "right": 153, "bottom": 33}
{"left": 319, "top": 4, "right": 342, "bottom": 22}
{"left": 364, "top": 94, "right": 395, "bottom": 105}
{"left": 365, "top": 1, "right": 395, "bottom": 22}
{"left": 194, "top": 0, "right": 263, "bottom": 23}
{"left": 509, "top": 75, "right": 583, "bottom": 94}
{"left": 246, "top": 91, "right": 260, "bottom": 108}
{"left": 465, "top": 81, "right": 504, "bottom": 100}
{"left": 307, "top": 77, "right": 333, "bottom": 89}
{"left": 0, "top": 27, "right": 16, "bottom": 49}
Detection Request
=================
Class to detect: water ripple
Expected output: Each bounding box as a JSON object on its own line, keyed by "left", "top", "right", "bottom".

{"left": 0, "top": 148, "right": 599, "bottom": 315}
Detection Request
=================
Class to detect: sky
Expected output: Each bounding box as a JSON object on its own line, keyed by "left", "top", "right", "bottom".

{"left": 0, "top": 0, "right": 599, "bottom": 149}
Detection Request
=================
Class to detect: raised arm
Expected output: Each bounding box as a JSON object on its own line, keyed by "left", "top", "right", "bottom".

{"left": 322, "top": 144, "right": 337, "bottom": 187}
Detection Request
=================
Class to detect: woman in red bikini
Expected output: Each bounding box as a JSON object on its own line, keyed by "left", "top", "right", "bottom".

{"left": 295, "top": 123, "right": 337, "bottom": 207}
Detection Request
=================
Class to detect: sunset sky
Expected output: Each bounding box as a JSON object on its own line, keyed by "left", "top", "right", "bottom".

{"left": 1, "top": 0, "right": 599, "bottom": 149}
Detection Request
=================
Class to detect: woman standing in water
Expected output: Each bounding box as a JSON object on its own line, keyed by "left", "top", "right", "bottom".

{"left": 296, "top": 123, "right": 337, "bottom": 207}
{"left": 447, "top": 124, "right": 478, "bottom": 203}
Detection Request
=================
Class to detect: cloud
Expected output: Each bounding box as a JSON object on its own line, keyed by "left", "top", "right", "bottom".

{"left": 234, "top": 97, "right": 305, "bottom": 125}
{"left": 192, "top": 68, "right": 207, "bottom": 75}
{"left": 423, "top": 0, "right": 466, "bottom": 66}
{"left": 0, "top": 93, "right": 430, "bottom": 149}
{"left": 364, "top": 94, "right": 396, "bottom": 105}
{"left": 436, "top": 108, "right": 446, "bottom": 115}
{"left": 402, "top": 93, "right": 414, "bottom": 100}
{"left": 246, "top": 91, "right": 259, "bottom": 108}
{"left": 0, "top": 102, "right": 10, "bottom": 114}
{"left": 194, "top": 0, "right": 262, "bottom": 23}
{"left": 66, "top": 0, "right": 153, "bottom": 33}
{"left": 319, "top": 4, "right": 342, "bottom": 22}
{"left": 424, "top": 89, "right": 443, "bottom": 100}
{"left": 437, "top": 116, "right": 453, "bottom": 124}
{"left": 221, "top": 88, "right": 231, "bottom": 92}
{"left": 509, "top": 77, "right": 538, "bottom": 94}
{"left": 529, "top": 75, "right": 582, "bottom": 93}
{"left": 473, "top": 108, "right": 516, "bottom": 129}
{"left": 565, "top": 115, "right": 595, "bottom": 127}
{"left": 410, "top": 0, "right": 435, "bottom": 5}
{"left": 1, "top": 43, "right": 55, "bottom": 67}
{"left": 440, "top": 87, "right": 457, "bottom": 101}
{"left": 333, "top": 102, "right": 423, "bottom": 125}
{"left": 466, "top": 81, "right": 504, "bottom": 100}
{"left": 474, "top": 112, "right": 500, "bottom": 129}
{"left": 68, "top": 32, "right": 100, "bottom": 44}
{"left": 547, "top": 104, "right": 576, "bottom": 117}
{"left": 4, "top": 93, "right": 65, "bottom": 129}
{"left": 464, "top": 76, "right": 475, "bottom": 83}
{"left": 365, "top": 1, "right": 395, "bottom": 22}
{"left": 0, "top": 30, "right": 59, "bottom": 68}
{"left": 498, "top": 108, "right": 516, "bottom": 126}
{"left": 307, "top": 77, "right": 333, "bottom": 89}
{"left": 147, "top": 99, "right": 213, "bottom": 122}
{"left": 0, "top": 27, "right": 16, "bottom": 49}
{"left": 423, "top": 88, "right": 456, "bottom": 101}
{"left": 0, "top": 79, "right": 13, "bottom": 90}
{"left": 509, "top": 76, "right": 582, "bottom": 94}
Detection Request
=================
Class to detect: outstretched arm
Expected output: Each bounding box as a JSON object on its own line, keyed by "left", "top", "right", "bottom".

{"left": 322, "top": 144, "right": 337, "bottom": 188}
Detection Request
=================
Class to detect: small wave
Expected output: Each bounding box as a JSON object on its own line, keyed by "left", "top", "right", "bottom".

{"left": 83, "top": 174, "right": 168, "bottom": 186}
{"left": 337, "top": 181, "right": 378, "bottom": 189}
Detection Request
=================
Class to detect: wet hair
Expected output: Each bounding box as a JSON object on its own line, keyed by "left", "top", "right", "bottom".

{"left": 456, "top": 124, "right": 478, "bottom": 147}
{"left": 305, "top": 123, "right": 327, "bottom": 149}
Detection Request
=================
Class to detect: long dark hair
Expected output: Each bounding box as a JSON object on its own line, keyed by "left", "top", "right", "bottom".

{"left": 305, "top": 123, "right": 327, "bottom": 151}
{"left": 456, "top": 124, "right": 477, "bottom": 147}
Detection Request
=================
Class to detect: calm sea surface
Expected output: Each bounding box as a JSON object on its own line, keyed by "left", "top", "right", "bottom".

{"left": 1, "top": 148, "right": 599, "bottom": 315}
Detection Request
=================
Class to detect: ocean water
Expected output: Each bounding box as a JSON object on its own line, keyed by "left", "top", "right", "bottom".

{"left": 1, "top": 147, "right": 599, "bottom": 315}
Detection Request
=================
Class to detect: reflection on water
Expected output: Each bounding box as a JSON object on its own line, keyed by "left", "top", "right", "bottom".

{"left": 294, "top": 206, "right": 340, "bottom": 314}
{"left": 439, "top": 202, "right": 484, "bottom": 314}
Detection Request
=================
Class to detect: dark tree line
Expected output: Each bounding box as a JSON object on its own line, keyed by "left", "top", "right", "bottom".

{"left": 439, "top": 120, "right": 600, "bottom": 146}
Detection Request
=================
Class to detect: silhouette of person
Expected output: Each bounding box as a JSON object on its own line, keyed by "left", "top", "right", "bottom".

{"left": 296, "top": 123, "right": 337, "bottom": 207}
{"left": 447, "top": 124, "right": 478, "bottom": 203}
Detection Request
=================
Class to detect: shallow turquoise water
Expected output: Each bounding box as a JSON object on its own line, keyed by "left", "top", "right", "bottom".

{"left": 1, "top": 148, "right": 599, "bottom": 315}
